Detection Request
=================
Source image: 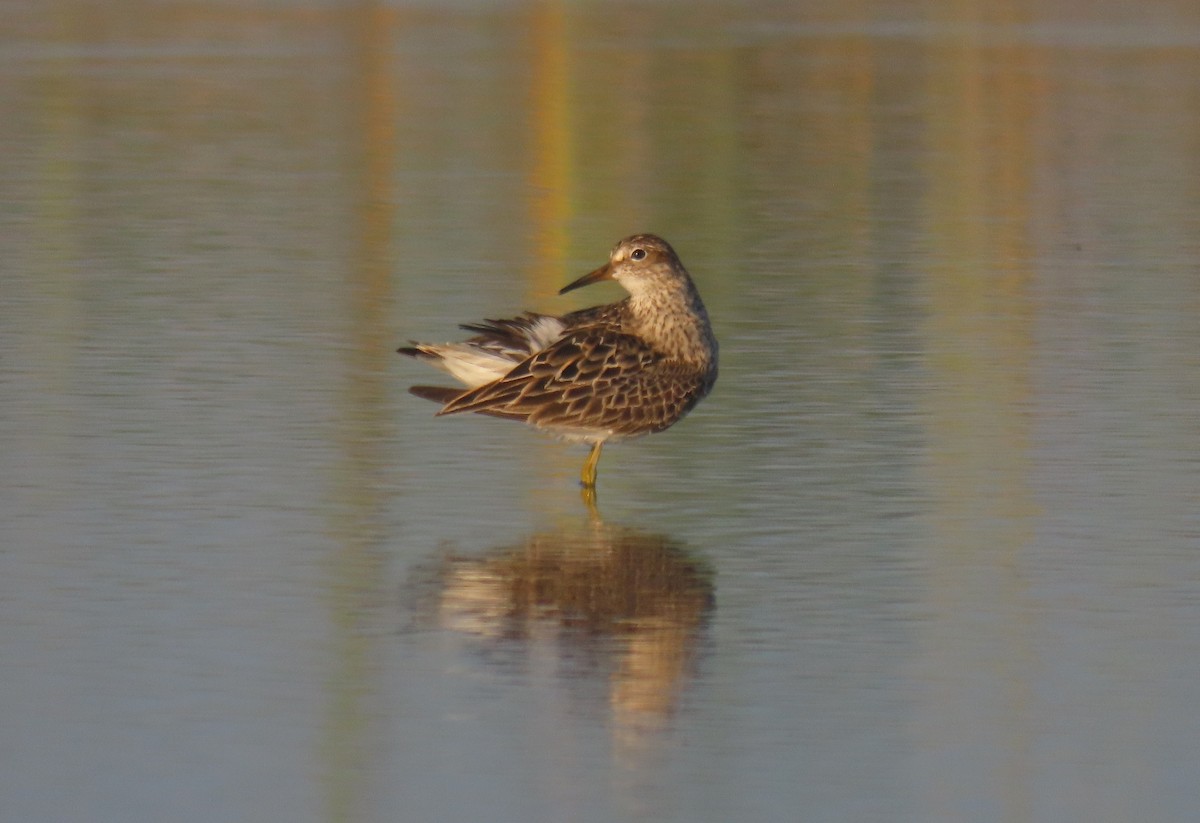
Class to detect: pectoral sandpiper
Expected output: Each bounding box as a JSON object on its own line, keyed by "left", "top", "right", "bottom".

{"left": 399, "top": 234, "right": 717, "bottom": 491}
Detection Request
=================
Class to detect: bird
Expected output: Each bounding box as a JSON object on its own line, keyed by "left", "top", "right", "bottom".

{"left": 398, "top": 233, "right": 718, "bottom": 492}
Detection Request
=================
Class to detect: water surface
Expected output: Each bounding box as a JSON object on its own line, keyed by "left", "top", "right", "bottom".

{"left": 3, "top": 2, "right": 1200, "bottom": 822}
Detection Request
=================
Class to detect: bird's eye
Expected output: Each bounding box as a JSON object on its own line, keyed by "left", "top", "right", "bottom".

{"left": 630, "top": 248, "right": 646, "bottom": 261}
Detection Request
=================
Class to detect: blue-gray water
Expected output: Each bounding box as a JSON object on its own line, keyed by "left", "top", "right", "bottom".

{"left": 3, "top": 2, "right": 1200, "bottom": 822}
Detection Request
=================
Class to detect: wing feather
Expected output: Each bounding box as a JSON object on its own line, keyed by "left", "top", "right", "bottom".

{"left": 436, "top": 324, "right": 707, "bottom": 436}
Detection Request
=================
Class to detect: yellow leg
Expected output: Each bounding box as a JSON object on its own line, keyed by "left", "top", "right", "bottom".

{"left": 580, "top": 483, "right": 600, "bottom": 519}
{"left": 580, "top": 442, "right": 603, "bottom": 488}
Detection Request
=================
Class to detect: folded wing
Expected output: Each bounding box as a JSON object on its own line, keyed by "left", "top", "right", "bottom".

{"left": 437, "top": 326, "right": 699, "bottom": 437}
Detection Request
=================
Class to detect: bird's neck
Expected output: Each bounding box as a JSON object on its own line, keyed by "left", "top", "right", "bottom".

{"left": 626, "top": 287, "right": 716, "bottom": 367}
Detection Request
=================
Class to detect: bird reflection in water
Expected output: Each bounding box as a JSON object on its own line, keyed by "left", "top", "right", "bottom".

{"left": 416, "top": 519, "right": 714, "bottom": 730}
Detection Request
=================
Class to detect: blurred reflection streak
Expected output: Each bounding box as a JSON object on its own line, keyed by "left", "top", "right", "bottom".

{"left": 527, "top": 0, "right": 572, "bottom": 297}
{"left": 324, "top": 4, "right": 399, "bottom": 823}
{"left": 27, "top": 8, "right": 85, "bottom": 504}
{"left": 521, "top": 2, "right": 578, "bottom": 482}
{"left": 421, "top": 522, "right": 714, "bottom": 732}
{"left": 915, "top": 12, "right": 1038, "bottom": 822}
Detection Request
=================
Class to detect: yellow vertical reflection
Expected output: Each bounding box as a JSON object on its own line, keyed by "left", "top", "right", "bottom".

{"left": 27, "top": 6, "right": 84, "bottom": 506}
{"left": 527, "top": 0, "right": 572, "bottom": 295}
{"left": 524, "top": 0, "right": 575, "bottom": 485}
{"left": 325, "top": 4, "right": 398, "bottom": 823}
{"left": 915, "top": 6, "right": 1039, "bottom": 822}
{"left": 798, "top": 32, "right": 875, "bottom": 346}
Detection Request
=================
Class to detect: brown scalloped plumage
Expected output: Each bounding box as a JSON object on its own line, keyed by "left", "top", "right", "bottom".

{"left": 399, "top": 234, "right": 717, "bottom": 491}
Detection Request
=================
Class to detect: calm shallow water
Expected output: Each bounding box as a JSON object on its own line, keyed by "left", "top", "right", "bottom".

{"left": 3, "top": 2, "right": 1200, "bottom": 822}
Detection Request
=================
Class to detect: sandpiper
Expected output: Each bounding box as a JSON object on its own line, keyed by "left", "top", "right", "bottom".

{"left": 399, "top": 234, "right": 718, "bottom": 490}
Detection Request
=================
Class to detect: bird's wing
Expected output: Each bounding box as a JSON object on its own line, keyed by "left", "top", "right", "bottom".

{"left": 436, "top": 326, "right": 678, "bottom": 433}
{"left": 456, "top": 313, "right": 566, "bottom": 359}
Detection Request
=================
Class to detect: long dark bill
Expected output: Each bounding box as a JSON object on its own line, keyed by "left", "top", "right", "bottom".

{"left": 559, "top": 263, "right": 613, "bottom": 295}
